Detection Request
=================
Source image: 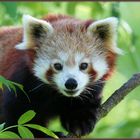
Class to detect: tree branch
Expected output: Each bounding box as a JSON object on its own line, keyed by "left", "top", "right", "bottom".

{"left": 68, "top": 73, "right": 140, "bottom": 138}
{"left": 96, "top": 73, "right": 140, "bottom": 121}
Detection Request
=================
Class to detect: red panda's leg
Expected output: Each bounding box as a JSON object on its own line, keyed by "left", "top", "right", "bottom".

{"left": 60, "top": 81, "right": 104, "bottom": 136}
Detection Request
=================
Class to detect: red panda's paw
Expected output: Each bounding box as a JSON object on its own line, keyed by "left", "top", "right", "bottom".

{"left": 60, "top": 110, "right": 96, "bottom": 136}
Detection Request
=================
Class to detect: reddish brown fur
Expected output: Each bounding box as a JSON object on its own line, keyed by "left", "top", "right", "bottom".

{"left": 26, "top": 50, "right": 36, "bottom": 70}
{"left": 43, "top": 14, "right": 72, "bottom": 23}
{"left": 46, "top": 68, "right": 54, "bottom": 82}
{"left": 0, "top": 27, "right": 23, "bottom": 78}
{"left": 87, "top": 64, "right": 97, "bottom": 80}
{"left": 102, "top": 52, "right": 117, "bottom": 80}
{"left": 0, "top": 27, "right": 37, "bottom": 78}
{"left": 43, "top": 14, "right": 93, "bottom": 33}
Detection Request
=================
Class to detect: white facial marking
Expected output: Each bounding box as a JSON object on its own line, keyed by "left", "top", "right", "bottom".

{"left": 33, "top": 51, "right": 90, "bottom": 97}
{"left": 33, "top": 57, "right": 50, "bottom": 84}
{"left": 54, "top": 66, "right": 89, "bottom": 97}
{"left": 58, "top": 52, "right": 69, "bottom": 62}
{"left": 75, "top": 53, "right": 85, "bottom": 63}
{"left": 92, "top": 55, "right": 108, "bottom": 80}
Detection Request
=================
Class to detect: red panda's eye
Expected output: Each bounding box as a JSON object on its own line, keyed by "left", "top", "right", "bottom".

{"left": 54, "top": 63, "right": 63, "bottom": 71}
{"left": 80, "top": 63, "right": 88, "bottom": 70}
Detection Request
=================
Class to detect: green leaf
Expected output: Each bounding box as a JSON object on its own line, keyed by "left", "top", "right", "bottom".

{"left": 0, "top": 82, "right": 3, "bottom": 90}
{"left": 8, "top": 83, "right": 17, "bottom": 96}
{"left": 18, "top": 125, "right": 34, "bottom": 138}
{"left": 24, "top": 124, "right": 58, "bottom": 139}
{"left": 0, "top": 76, "right": 10, "bottom": 91}
{"left": 0, "top": 123, "right": 5, "bottom": 131}
{"left": 12, "top": 82, "right": 24, "bottom": 92}
{"left": 0, "top": 76, "right": 30, "bottom": 101}
{"left": 0, "top": 131, "right": 20, "bottom": 138}
{"left": 11, "top": 81, "right": 30, "bottom": 102}
{"left": 18, "top": 110, "right": 36, "bottom": 125}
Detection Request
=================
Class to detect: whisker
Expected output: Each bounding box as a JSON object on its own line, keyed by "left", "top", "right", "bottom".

{"left": 80, "top": 94, "right": 90, "bottom": 100}
{"left": 93, "top": 84, "right": 103, "bottom": 88}
{"left": 88, "top": 79, "right": 106, "bottom": 87}
{"left": 83, "top": 88, "right": 94, "bottom": 98}
{"left": 86, "top": 87, "right": 95, "bottom": 91}
{"left": 29, "top": 83, "right": 45, "bottom": 93}
{"left": 96, "top": 80, "right": 106, "bottom": 83}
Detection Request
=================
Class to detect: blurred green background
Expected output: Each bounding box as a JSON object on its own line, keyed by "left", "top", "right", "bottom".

{"left": 0, "top": 1, "right": 140, "bottom": 138}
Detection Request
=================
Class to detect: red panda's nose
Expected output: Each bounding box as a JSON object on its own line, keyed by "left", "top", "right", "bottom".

{"left": 65, "top": 78, "right": 78, "bottom": 90}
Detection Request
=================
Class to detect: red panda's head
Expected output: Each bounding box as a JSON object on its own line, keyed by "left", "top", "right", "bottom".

{"left": 16, "top": 15, "right": 122, "bottom": 97}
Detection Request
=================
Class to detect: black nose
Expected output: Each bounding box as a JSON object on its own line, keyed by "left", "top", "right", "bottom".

{"left": 65, "top": 78, "right": 78, "bottom": 90}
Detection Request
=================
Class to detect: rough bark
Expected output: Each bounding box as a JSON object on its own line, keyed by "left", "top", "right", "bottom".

{"left": 96, "top": 73, "right": 140, "bottom": 121}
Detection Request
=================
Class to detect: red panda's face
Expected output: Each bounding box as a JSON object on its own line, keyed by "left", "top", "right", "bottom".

{"left": 33, "top": 49, "right": 110, "bottom": 97}
{"left": 33, "top": 52, "right": 95, "bottom": 97}
{"left": 15, "top": 15, "right": 122, "bottom": 97}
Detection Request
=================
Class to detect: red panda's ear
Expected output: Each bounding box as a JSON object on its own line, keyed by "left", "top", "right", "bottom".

{"left": 87, "top": 17, "right": 122, "bottom": 54}
{"left": 15, "top": 15, "right": 53, "bottom": 50}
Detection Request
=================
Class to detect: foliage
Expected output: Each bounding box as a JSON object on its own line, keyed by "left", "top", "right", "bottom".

{"left": 0, "top": 1, "right": 140, "bottom": 138}
{"left": 0, "top": 110, "right": 58, "bottom": 139}
{"left": 0, "top": 78, "right": 58, "bottom": 138}
{"left": 0, "top": 76, "right": 30, "bottom": 101}
{"left": 0, "top": 76, "right": 23, "bottom": 93}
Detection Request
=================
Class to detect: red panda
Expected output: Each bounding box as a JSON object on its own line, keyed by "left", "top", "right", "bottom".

{"left": 0, "top": 14, "right": 121, "bottom": 137}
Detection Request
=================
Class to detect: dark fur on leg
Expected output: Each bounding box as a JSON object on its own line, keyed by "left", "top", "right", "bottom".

{"left": 60, "top": 81, "right": 104, "bottom": 136}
